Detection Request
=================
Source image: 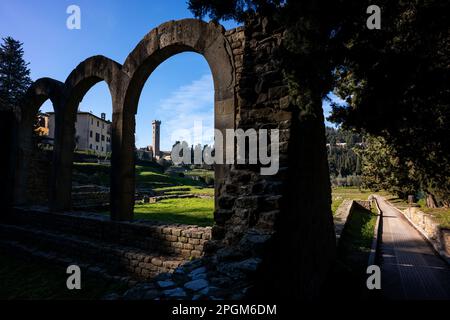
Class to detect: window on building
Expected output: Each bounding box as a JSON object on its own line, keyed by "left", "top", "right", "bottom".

{"left": 90, "top": 144, "right": 92, "bottom": 149}
{"left": 102, "top": 147, "right": 104, "bottom": 152}
{"left": 95, "top": 133, "right": 100, "bottom": 142}
{"left": 91, "top": 118, "right": 93, "bottom": 125}
{"left": 90, "top": 130, "right": 93, "bottom": 138}
{"left": 96, "top": 145, "right": 98, "bottom": 150}
{"left": 101, "top": 135, "right": 105, "bottom": 141}
{"left": 97, "top": 121, "right": 99, "bottom": 127}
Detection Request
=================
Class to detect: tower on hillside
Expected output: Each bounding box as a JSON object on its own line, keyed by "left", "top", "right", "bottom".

{"left": 152, "top": 120, "right": 161, "bottom": 158}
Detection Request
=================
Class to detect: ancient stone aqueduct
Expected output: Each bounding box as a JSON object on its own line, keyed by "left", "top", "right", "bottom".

{"left": 6, "top": 18, "right": 336, "bottom": 299}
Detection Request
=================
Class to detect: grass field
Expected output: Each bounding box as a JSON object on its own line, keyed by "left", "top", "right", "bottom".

{"left": 134, "top": 197, "right": 214, "bottom": 226}
{"left": 75, "top": 163, "right": 215, "bottom": 226}
{"left": 73, "top": 163, "right": 207, "bottom": 189}
{"left": 134, "top": 166, "right": 214, "bottom": 226}
{"left": 331, "top": 187, "right": 375, "bottom": 215}
{"left": 0, "top": 254, "right": 126, "bottom": 300}
{"left": 153, "top": 185, "right": 214, "bottom": 196}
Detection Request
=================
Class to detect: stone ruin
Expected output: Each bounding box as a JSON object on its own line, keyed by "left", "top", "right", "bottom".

{"left": 3, "top": 16, "right": 336, "bottom": 299}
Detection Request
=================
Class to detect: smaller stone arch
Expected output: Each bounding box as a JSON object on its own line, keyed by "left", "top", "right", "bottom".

{"left": 14, "top": 78, "right": 64, "bottom": 207}
{"left": 50, "top": 56, "right": 123, "bottom": 211}
{"left": 64, "top": 56, "right": 123, "bottom": 105}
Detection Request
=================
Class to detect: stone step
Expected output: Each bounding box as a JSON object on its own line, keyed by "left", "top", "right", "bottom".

{"left": 0, "top": 223, "right": 184, "bottom": 281}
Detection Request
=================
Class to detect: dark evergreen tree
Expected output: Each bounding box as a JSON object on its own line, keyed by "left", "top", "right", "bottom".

{"left": 0, "top": 37, "right": 32, "bottom": 111}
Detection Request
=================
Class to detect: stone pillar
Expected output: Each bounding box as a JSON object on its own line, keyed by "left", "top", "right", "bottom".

{"left": 213, "top": 17, "right": 336, "bottom": 300}
{"left": 49, "top": 104, "right": 74, "bottom": 211}
{"left": 110, "top": 108, "right": 135, "bottom": 221}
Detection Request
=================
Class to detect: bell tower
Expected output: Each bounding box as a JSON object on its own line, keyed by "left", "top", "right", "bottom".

{"left": 152, "top": 120, "right": 161, "bottom": 158}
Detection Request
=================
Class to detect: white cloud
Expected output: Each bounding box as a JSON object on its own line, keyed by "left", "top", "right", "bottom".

{"left": 155, "top": 74, "right": 215, "bottom": 150}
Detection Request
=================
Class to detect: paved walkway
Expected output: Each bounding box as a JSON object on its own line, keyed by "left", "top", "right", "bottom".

{"left": 376, "top": 196, "right": 450, "bottom": 300}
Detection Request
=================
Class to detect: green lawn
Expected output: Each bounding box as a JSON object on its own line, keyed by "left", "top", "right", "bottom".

{"left": 154, "top": 186, "right": 214, "bottom": 197}
{"left": 134, "top": 197, "right": 214, "bottom": 226}
{"left": 75, "top": 163, "right": 215, "bottom": 226}
{"left": 185, "top": 169, "right": 214, "bottom": 180}
{"left": 0, "top": 254, "right": 126, "bottom": 300}
{"left": 72, "top": 163, "right": 206, "bottom": 189}
{"left": 332, "top": 187, "right": 373, "bottom": 201}
{"left": 135, "top": 165, "right": 204, "bottom": 189}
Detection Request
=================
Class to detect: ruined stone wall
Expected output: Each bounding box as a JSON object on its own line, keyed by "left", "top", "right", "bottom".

{"left": 403, "top": 207, "right": 450, "bottom": 259}
{"left": 26, "top": 149, "right": 52, "bottom": 205}
{"left": 12, "top": 208, "right": 211, "bottom": 260}
{"left": 212, "top": 16, "right": 336, "bottom": 299}
{"left": 214, "top": 18, "right": 286, "bottom": 248}
{"left": 354, "top": 200, "right": 372, "bottom": 211}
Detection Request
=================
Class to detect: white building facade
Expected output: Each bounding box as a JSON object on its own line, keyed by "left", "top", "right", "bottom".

{"left": 48, "top": 112, "right": 112, "bottom": 155}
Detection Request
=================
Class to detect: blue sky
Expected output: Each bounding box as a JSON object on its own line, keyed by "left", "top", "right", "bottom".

{"left": 0, "top": 0, "right": 337, "bottom": 150}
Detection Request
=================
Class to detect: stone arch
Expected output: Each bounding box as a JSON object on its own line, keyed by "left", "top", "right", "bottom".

{"left": 111, "top": 19, "right": 236, "bottom": 220}
{"left": 51, "top": 56, "right": 123, "bottom": 211}
{"left": 14, "top": 78, "right": 64, "bottom": 207}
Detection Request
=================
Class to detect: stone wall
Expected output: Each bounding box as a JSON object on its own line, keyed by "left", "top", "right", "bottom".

{"left": 12, "top": 208, "right": 211, "bottom": 260}
{"left": 334, "top": 199, "right": 354, "bottom": 243}
{"left": 403, "top": 207, "right": 450, "bottom": 259}
{"left": 26, "top": 149, "right": 52, "bottom": 205}
{"left": 72, "top": 185, "right": 110, "bottom": 209}
{"left": 211, "top": 16, "right": 336, "bottom": 299}
{"left": 354, "top": 200, "right": 372, "bottom": 211}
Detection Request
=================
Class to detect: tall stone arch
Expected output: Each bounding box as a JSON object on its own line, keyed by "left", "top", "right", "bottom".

{"left": 14, "top": 78, "right": 64, "bottom": 207}
{"left": 111, "top": 19, "right": 236, "bottom": 221}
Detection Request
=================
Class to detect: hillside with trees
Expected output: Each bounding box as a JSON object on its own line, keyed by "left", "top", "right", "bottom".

{"left": 326, "top": 127, "right": 362, "bottom": 187}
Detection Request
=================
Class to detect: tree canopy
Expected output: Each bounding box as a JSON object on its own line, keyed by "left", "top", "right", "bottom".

{"left": 188, "top": 0, "right": 450, "bottom": 206}
{"left": 0, "top": 37, "right": 32, "bottom": 111}
{"left": 329, "top": 0, "right": 449, "bottom": 205}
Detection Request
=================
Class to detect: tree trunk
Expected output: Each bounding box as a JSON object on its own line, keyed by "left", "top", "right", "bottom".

{"left": 426, "top": 193, "right": 438, "bottom": 208}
